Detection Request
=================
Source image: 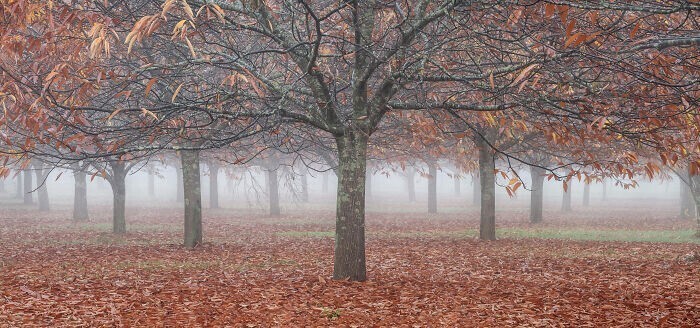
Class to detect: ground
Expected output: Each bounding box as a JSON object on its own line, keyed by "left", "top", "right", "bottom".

{"left": 0, "top": 199, "right": 698, "bottom": 327}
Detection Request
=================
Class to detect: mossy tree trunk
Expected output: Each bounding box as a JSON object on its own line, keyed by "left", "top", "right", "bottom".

{"left": 476, "top": 136, "right": 496, "bottom": 241}
{"left": 427, "top": 162, "right": 437, "bottom": 214}
{"left": 181, "top": 150, "right": 202, "bottom": 248}
{"left": 529, "top": 165, "right": 545, "bottom": 223}
{"left": 72, "top": 165, "right": 89, "bottom": 221}
{"left": 333, "top": 132, "right": 368, "bottom": 281}
{"left": 109, "top": 161, "right": 127, "bottom": 234}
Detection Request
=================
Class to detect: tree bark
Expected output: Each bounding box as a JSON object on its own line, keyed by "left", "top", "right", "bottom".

{"left": 33, "top": 161, "right": 50, "bottom": 211}
{"left": 406, "top": 167, "right": 416, "bottom": 203}
{"left": 333, "top": 132, "right": 368, "bottom": 281}
{"left": 686, "top": 171, "right": 700, "bottom": 237}
{"left": 583, "top": 181, "right": 591, "bottom": 207}
{"left": 561, "top": 183, "right": 572, "bottom": 212}
{"left": 181, "top": 150, "right": 202, "bottom": 248}
{"left": 109, "top": 161, "right": 127, "bottom": 234}
{"left": 23, "top": 168, "right": 33, "bottom": 205}
{"left": 476, "top": 137, "right": 496, "bottom": 240}
{"left": 529, "top": 165, "right": 545, "bottom": 223}
{"left": 267, "top": 167, "right": 280, "bottom": 216}
{"left": 73, "top": 166, "right": 89, "bottom": 221}
{"left": 175, "top": 163, "right": 184, "bottom": 203}
{"left": 209, "top": 163, "right": 220, "bottom": 209}
{"left": 472, "top": 173, "right": 481, "bottom": 206}
{"left": 427, "top": 162, "right": 437, "bottom": 214}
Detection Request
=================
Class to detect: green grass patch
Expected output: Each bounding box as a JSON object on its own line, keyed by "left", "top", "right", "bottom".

{"left": 499, "top": 228, "right": 700, "bottom": 244}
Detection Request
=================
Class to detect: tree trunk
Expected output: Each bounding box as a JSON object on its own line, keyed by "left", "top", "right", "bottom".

{"left": 407, "top": 167, "right": 416, "bottom": 202}
{"left": 175, "top": 163, "right": 184, "bottom": 203}
{"left": 529, "top": 166, "right": 545, "bottom": 223}
{"left": 33, "top": 161, "right": 50, "bottom": 211}
{"left": 476, "top": 137, "right": 496, "bottom": 241}
{"left": 472, "top": 173, "right": 481, "bottom": 206}
{"left": 0, "top": 179, "right": 4, "bottom": 192}
{"left": 73, "top": 167, "right": 89, "bottom": 221}
{"left": 427, "top": 162, "right": 437, "bottom": 214}
{"left": 681, "top": 173, "right": 696, "bottom": 219}
{"left": 209, "top": 163, "right": 220, "bottom": 209}
{"left": 181, "top": 150, "right": 202, "bottom": 248}
{"left": 300, "top": 168, "right": 309, "bottom": 202}
{"left": 583, "top": 181, "right": 591, "bottom": 207}
{"left": 561, "top": 183, "right": 572, "bottom": 212}
{"left": 148, "top": 168, "right": 155, "bottom": 198}
{"left": 15, "top": 171, "right": 22, "bottom": 199}
{"left": 686, "top": 171, "right": 700, "bottom": 237}
{"left": 23, "top": 168, "right": 33, "bottom": 205}
{"left": 109, "top": 161, "right": 127, "bottom": 234}
{"left": 333, "top": 132, "right": 368, "bottom": 281}
{"left": 267, "top": 167, "right": 280, "bottom": 216}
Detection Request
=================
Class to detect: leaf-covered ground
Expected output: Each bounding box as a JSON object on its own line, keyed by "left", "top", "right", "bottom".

{"left": 0, "top": 202, "right": 698, "bottom": 327}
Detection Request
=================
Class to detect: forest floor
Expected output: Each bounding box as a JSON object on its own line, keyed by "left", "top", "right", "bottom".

{"left": 0, "top": 200, "right": 698, "bottom": 327}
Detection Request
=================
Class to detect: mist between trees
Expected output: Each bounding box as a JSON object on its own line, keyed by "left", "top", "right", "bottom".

{"left": 0, "top": 0, "right": 699, "bottom": 283}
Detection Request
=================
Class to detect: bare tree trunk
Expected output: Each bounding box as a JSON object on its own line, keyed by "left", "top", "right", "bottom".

{"left": 209, "top": 163, "right": 220, "bottom": 209}
{"left": 175, "top": 163, "right": 183, "bottom": 203}
{"left": 33, "top": 161, "right": 50, "bottom": 211}
{"left": 333, "top": 132, "right": 368, "bottom": 281}
{"left": 681, "top": 172, "right": 696, "bottom": 219}
{"left": 109, "top": 161, "right": 127, "bottom": 234}
{"left": 686, "top": 170, "right": 700, "bottom": 237}
{"left": 23, "top": 168, "right": 33, "bottom": 205}
{"left": 583, "top": 181, "right": 591, "bottom": 207}
{"left": 73, "top": 166, "right": 89, "bottom": 221}
{"left": 181, "top": 150, "right": 202, "bottom": 248}
{"left": 300, "top": 168, "right": 309, "bottom": 203}
{"left": 472, "top": 173, "right": 481, "bottom": 206}
{"left": 0, "top": 179, "right": 4, "bottom": 192}
{"left": 476, "top": 137, "right": 496, "bottom": 240}
{"left": 406, "top": 166, "right": 416, "bottom": 203}
{"left": 428, "top": 162, "right": 437, "bottom": 214}
{"left": 15, "top": 171, "right": 22, "bottom": 199}
{"left": 530, "top": 166, "right": 545, "bottom": 223}
{"left": 267, "top": 167, "right": 280, "bottom": 216}
{"left": 561, "top": 183, "right": 572, "bottom": 212}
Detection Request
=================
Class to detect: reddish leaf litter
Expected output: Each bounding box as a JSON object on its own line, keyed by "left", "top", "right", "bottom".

{"left": 0, "top": 205, "right": 698, "bottom": 327}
